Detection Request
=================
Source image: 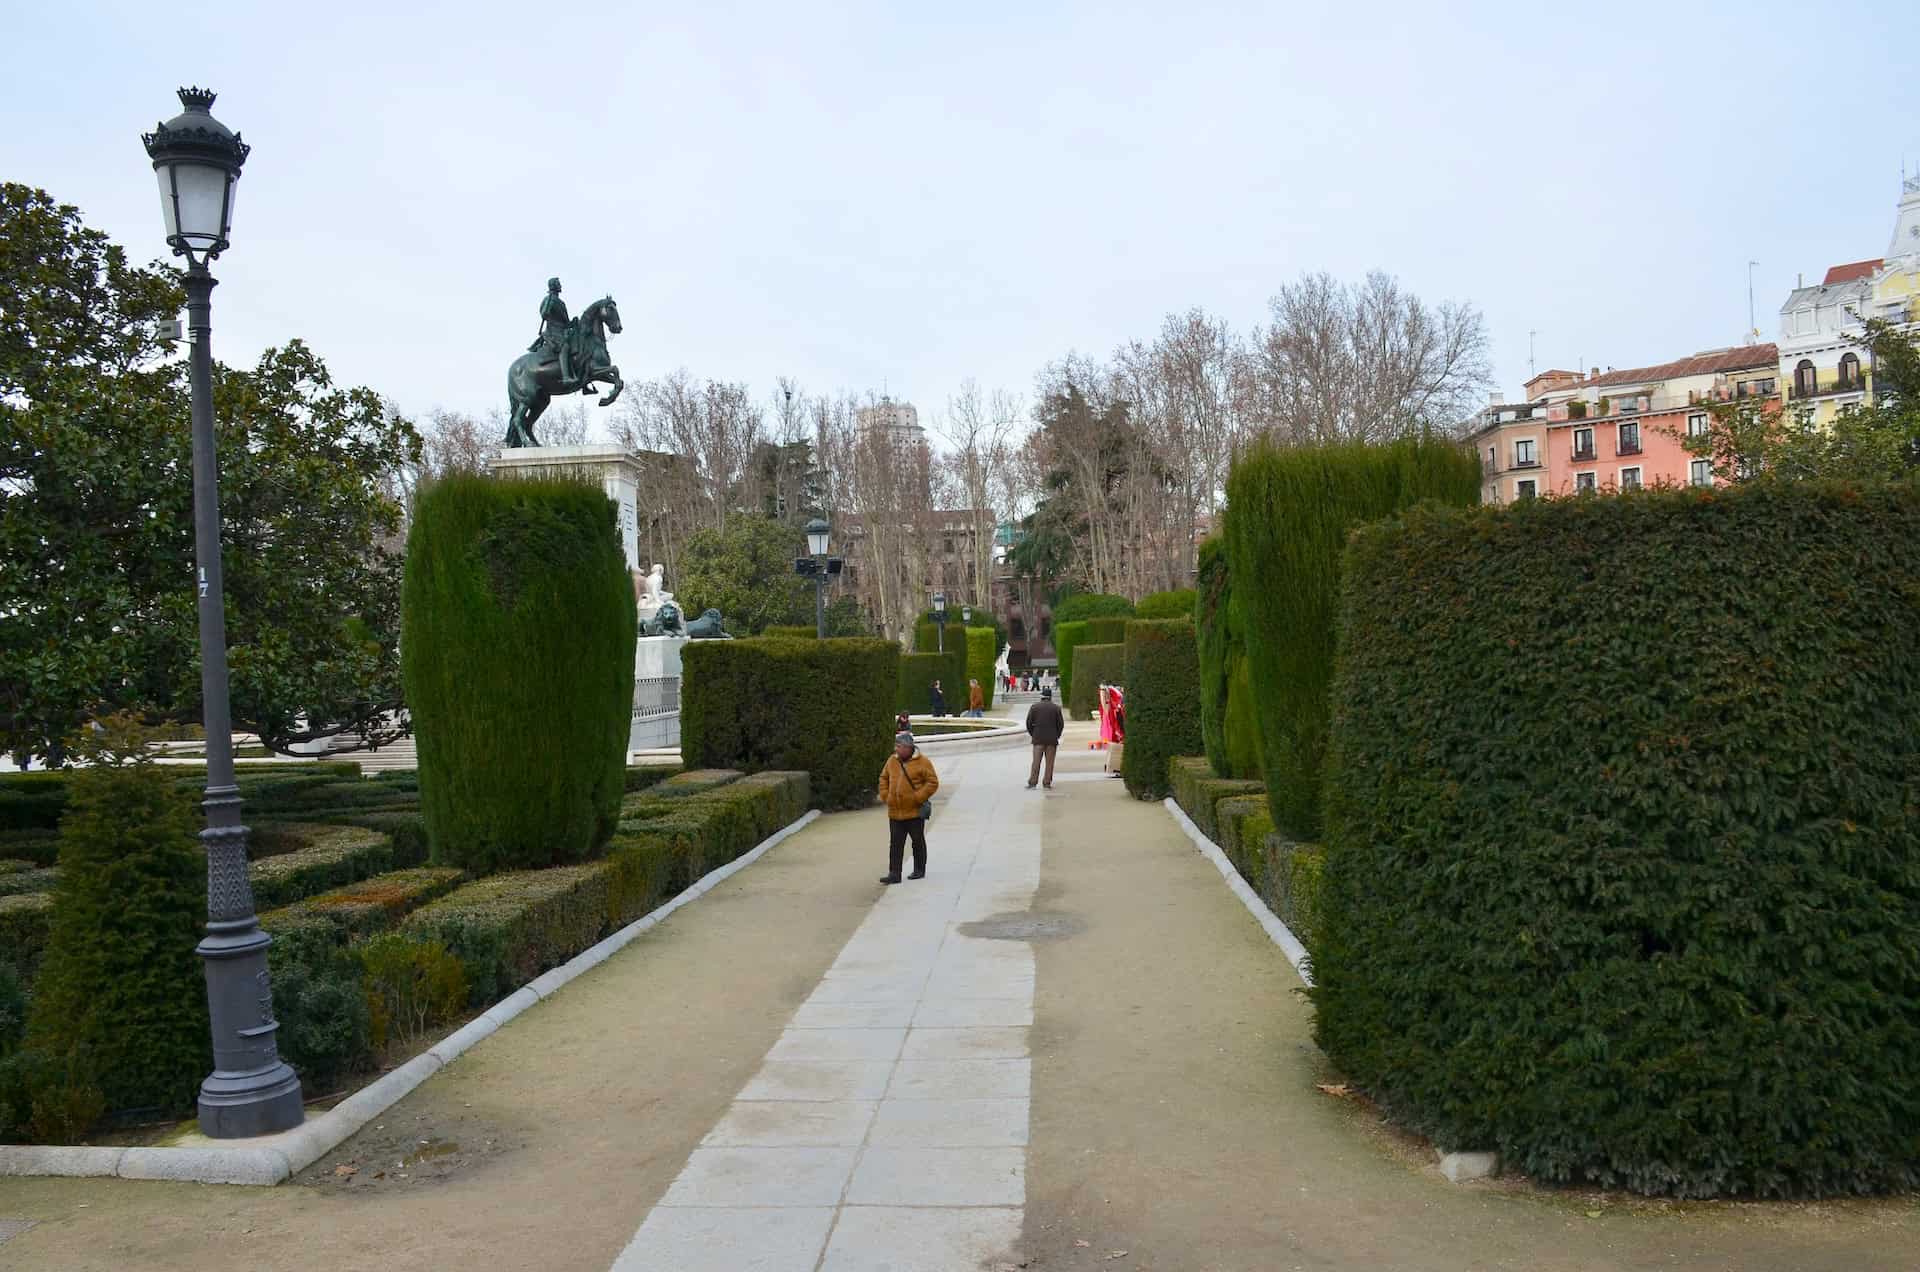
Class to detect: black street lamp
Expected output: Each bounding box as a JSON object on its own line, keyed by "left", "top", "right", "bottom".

{"left": 795, "top": 517, "right": 841, "bottom": 637}
{"left": 961, "top": 604, "right": 972, "bottom": 626}
{"left": 143, "top": 88, "right": 303, "bottom": 1138}
{"left": 932, "top": 590, "right": 947, "bottom": 653}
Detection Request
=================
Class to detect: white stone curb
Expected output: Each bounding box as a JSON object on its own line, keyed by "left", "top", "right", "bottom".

{"left": 1163, "top": 798, "right": 1313, "bottom": 987}
{"left": 913, "top": 723, "right": 1029, "bottom": 754}
{"left": 0, "top": 809, "right": 823, "bottom": 1186}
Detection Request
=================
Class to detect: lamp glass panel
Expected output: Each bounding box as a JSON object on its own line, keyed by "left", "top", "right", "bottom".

{"left": 807, "top": 528, "right": 830, "bottom": 555}
{"left": 170, "top": 160, "right": 231, "bottom": 243}
{"left": 153, "top": 166, "right": 181, "bottom": 241}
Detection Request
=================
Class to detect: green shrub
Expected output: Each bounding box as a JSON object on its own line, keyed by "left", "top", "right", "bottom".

{"left": 401, "top": 864, "right": 613, "bottom": 1005}
{"left": 1214, "top": 794, "right": 1273, "bottom": 893}
{"left": 0, "top": 1047, "right": 104, "bottom": 1145}
{"left": 1057, "top": 616, "right": 1129, "bottom": 705}
{"left": 260, "top": 912, "right": 372, "bottom": 1094}
{"left": 249, "top": 824, "right": 400, "bottom": 910}
{"left": 909, "top": 621, "right": 969, "bottom": 713}
{"left": 0, "top": 782, "right": 66, "bottom": 833}
{"left": 1273, "top": 840, "right": 1323, "bottom": 953}
{"left": 965, "top": 626, "right": 998, "bottom": 711}
{"left": 603, "top": 831, "right": 678, "bottom": 925}
{"left": 1067, "top": 643, "right": 1124, "bottom": 721}
{"left": 1317, "top": 480, "right": 1920, "bottom": 1198}
{"left": 623, "top": 765, "right": 679, "bottom": 794}
{"left": 1168, "top": 755, "right": 1264, "bottom": 841}
{"left": 402, "top": 475, "right": 636, "bottom": 875}
{"left": 897, "top": 652, "right": 953, "bottom": 714}
{"left": 1121, "top": 619, "right": 1202, "bottom": 800}
{"left": 1134, "top": 589, "right": 1197, "bottom": 621}
{"left": 357, "top": 934, "right": 468, "bottom": 1051}
{"left": 1225, "top": 435, "right": 1481, "bottom": 839}
{"left": 733, "top": 770, "right": 811, "bottom": 833}
{"left": 0, "top": 895, "right": 52, "bottom": 980}
{"left": 1051, "top": 592, "right": 1135, "bottom": 625}
{"left": 26, "top": 762, "right": 208, "bottom": 1119}
{"left": 761, "top": 624, "right": 819, "bottom": 639}
{"left": 0, "top": 960, "right": 25, "bottom": 1057}
{"left": 683, "top": 637, "right": 898, "bottom": 810}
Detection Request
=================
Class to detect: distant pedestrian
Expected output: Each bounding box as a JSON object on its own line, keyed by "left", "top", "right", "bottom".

{"left": 967, "top": 679, "right": 985, "bottom": 717}
{"left": 876, "top": 730, "right": 939, "bottom": 884}
{"left": 1025, "top": 685, "right": 1065, "bottom": 789}
{"left": 929, "top": 680, "right": 947, "bottom": 717}
{"left": 896, "top": 711, "right": 912, "bottom": 735}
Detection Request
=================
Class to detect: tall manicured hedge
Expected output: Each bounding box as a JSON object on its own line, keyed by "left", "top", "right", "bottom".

{"left": 1051, "top": 592, "right": 1135, "bottom": 625}
{"left": 402, "top": 476, "right": 636, "bottom": 875}
{"left": 896, "top": 652, "right": 955, "bottom": 714}
{"left": 1134, "top": 589, "right": 1197, "bottom": 621}
{"left": 26, "top": 763, "right": 208, "bottom": 1119}
{"left": 1224, "top": 436, "right": 1479, "bottom": 839}
{"left": 761, "top": 625, "right": 818, "bottom": 639}
{"left": 1120, "top": 620, "right": 1202, "bottom": 800}
{"left": 1196, "top": 535, "right": 1262, "bottom": 781}
{"left": 1317, "top": 481, "right": 1920, "bottom": 1198}
{"left": 1057, "top": 617, "right": 1129, "bottom": 705}
{"left": 911, "top": 621, "right": 969, "bottom": 709}
{"left": 1068, "top": 643, "right": 1124, "bottom": 721}
{"left": 965, "top": 627, "right": 998, "bottom": 711}
{"left": 682, "top": 637, "right": 898, "bottom": 810}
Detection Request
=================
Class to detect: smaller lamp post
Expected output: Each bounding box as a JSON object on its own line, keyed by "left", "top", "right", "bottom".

{"left": 961, "top": 604, "right": 972, "bottom": 625}
{"left": 796, "top": 517, "right": 840, "bottom": 637}
{"left": 932, "top": 591, "right": 947, "bottom": 653}
{"left": 143, "top": 87, "right": 303, "bottom": 1137}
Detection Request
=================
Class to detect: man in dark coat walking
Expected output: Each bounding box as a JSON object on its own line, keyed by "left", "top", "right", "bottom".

{"left": 1024, "top": 685, "right": 1065, "bottom": 789}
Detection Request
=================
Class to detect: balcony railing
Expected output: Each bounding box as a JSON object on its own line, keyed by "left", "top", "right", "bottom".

{"left": 1509, "top": 457, "right": 1540, "bottom": 470}
{"left": 1616, "top": 442, "right": 1643, "bottom": 457}
{"left": 1571, "top": 446, "right": 1596, "bottom": 462}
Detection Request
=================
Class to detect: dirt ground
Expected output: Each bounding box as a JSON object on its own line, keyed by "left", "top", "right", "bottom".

{"left": 1019, "top": 741, "right": 1920, "bottom": 1272}
{"left": 0, "top": 800, "right": 899, "bottom": 1272}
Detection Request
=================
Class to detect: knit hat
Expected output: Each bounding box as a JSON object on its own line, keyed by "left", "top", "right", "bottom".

{"left": 1040, "top": 687, "right": 1052, "bottom": 699}
{"left": 894, "top": 730, "right": 915, "bottom": 747}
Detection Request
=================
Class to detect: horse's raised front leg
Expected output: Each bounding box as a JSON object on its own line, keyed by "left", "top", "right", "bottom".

{"left": 596, "top": 366, "right": 623, "bottom": 407}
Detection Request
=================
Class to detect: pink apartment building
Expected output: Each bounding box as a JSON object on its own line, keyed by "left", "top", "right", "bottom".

{"left": 1542, "top": 345, "right": 1778, "bottom": 493}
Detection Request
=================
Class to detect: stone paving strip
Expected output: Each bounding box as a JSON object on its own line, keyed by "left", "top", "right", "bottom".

{"left": 612, "top": 746, "right": 1039, "bottom": 1272}
{"left": 0, "top": 811, "right": 823, "bottom": 1187}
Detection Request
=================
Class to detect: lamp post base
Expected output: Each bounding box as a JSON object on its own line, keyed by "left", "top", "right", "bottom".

{"left": 198, "top": 1062, "right": 304, "bottom": 1138}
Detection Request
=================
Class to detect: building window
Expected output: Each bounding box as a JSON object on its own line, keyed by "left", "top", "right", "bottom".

{"left": 1514, "top": 439, "right": 1536, "bottom": 466}
{"left": 1690, "top": 459, "right": 1712, "bottom": 487}
{"left": 1620, "top": 467, "right": 1642, "bottom": 491}
{"left": 1687, "top": 413, "right": 1708, "bottom": 438}
{"left": 1795, "top": 359, "right": 1816, "bottom": 397}
{"left": 1794, "top": 405, "right": 1816, "bottom": 429}
{"left": 1572, "top": 427, "right": 1594, "bottom": 458}
{"left": 1838, "top": 352, "right": 1861, "bottom": 391}
{"left": 1575, "top": 472, "right": 1596, "bottom": 493}
{"left": 1486, "top": 445, "right": 1496, "bottom": 471}
{"left": 1617, "top": 421, "right": 1641, "bottom": 454}
{"left": 1515, "top": 479, "right": 1537, "bottom": 500}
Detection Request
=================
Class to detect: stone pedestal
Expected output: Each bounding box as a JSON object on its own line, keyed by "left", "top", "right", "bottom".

{"left": 489, "top": 444, "right": 643, "bottom": 572}
{"left": 631, "top": 635, "right": 684, "bottom": 751}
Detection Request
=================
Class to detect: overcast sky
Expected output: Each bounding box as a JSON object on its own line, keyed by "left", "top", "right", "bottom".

{"left": 6, "top": 1, "right": 1918, "bottom": 438}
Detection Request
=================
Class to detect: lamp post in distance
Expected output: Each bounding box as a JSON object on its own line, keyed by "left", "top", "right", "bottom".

{"left": 932, "top": 591, "right": 947, "bottom": 653}
{"left": 142, "top": 86, "right": 304, "bottom": 1137}
{"left": 794, "top": 517, "right": 842, "bottom": 637}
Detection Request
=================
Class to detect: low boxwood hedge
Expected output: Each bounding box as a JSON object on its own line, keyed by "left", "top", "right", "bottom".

{"left": 1214, "top": 794, "right": 1273, "bottom": 894}
{"left": 248, "top": 824, "right": 402, "bottom": 910}
{"left": 0, "top": 867, "right": 59, "bottom": 899}
{"left": 681, "top": 636, "right": 897, "bottom": 810}
{"left": 262, "top": 867, "right": 469, "bottom": 942}
{"left": 623, "top": 764, "right": 680, "bottom": 794}
{"left": 1121, "top": 619, "right": 1202, "bottom": 800}
{"left": 0, "top": 831, "right": 59, "bottom": 868}
{"left": 649, "top": 769, "right": 744, "bottom": 797}
{"left": 401, "top": 864, "right": 615, "bottom": 1006}
{"left": 1168, "top": 756, "right": 1264, "bottom": 842}
{"left": 1318, "top": 480, "right": 1920, "bottom": 1197}
{"left": 0, "top": 895, "right": 52, "bottom": 979}
{"left": 761, "top": 625, "right": 818, "bottom": 639}
{"left": 322, "top": 811, "right": 430, "bottom": 869}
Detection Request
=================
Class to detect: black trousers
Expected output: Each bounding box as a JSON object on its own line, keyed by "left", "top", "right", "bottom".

{"left": 887, "top": 816, "right": 928, "bottom": 877}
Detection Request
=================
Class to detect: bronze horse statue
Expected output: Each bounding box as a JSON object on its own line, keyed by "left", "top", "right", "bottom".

{"left": 504, "top": 296, "right": 623, "bottom": 447}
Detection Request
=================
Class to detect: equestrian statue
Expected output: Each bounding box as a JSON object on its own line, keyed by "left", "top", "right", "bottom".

{"left": 504, "top": 277, "right": 625, "bottom": 448}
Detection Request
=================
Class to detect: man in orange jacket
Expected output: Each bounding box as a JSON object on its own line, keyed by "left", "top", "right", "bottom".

{"left": 876, "top": 730, "right": 939, "bottom": 884}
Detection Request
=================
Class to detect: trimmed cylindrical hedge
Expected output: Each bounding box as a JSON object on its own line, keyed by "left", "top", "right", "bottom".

{"left": 1120, "top": 619, "right": 1202, "bottom": 800}
{"left": 1057, "top": 616, "right": 1129, "bottom": 705}
{"left": 965, "top": 627, "right": 998, "bottom": 711}
{"left": 1317, "top": 481, "right": 1920, "bottom": 1198}
{"left": 682, "top": 636, "right": 898, "bottom": 810}
{"left": 1225, "top": 436, "right": 1480, "bottom": 839}
{"left": 1067, "top": 643, "right": 1124, "bottom": 720}
{"left": 402, "top": 476, "right": 636, "bottom": 875}
{"left": 1196, "top": 534, "right": 1263, "bottom": 781}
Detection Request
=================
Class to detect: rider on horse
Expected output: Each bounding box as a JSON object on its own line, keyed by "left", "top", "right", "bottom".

{"left": 528, "top": 278, "right": 587, "bottom": 392}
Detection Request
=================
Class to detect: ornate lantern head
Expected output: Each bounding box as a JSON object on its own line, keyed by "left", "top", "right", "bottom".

{"left": 142, "top": 87, "right": 249, "bottom": 263}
